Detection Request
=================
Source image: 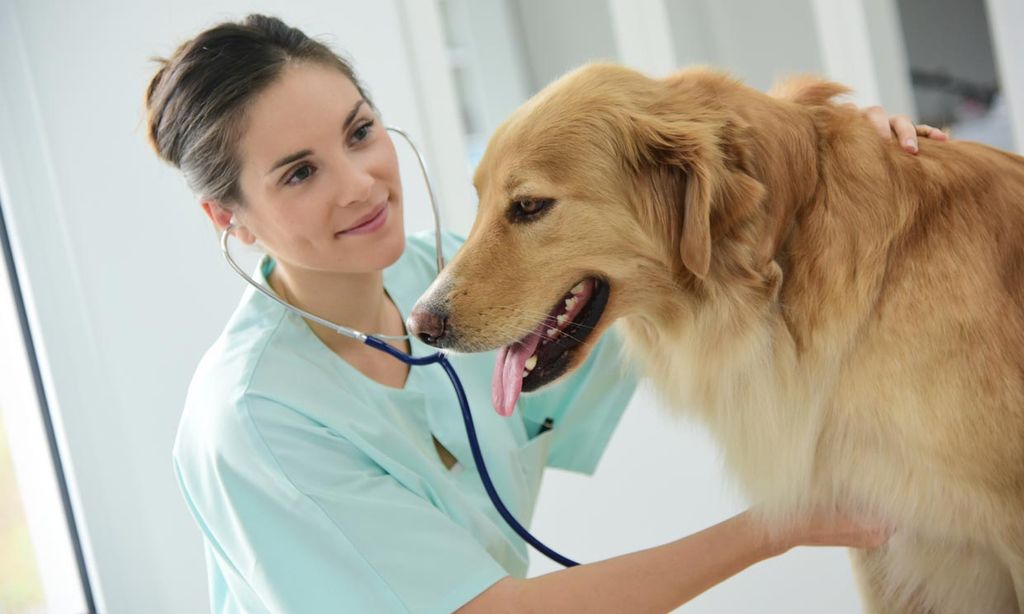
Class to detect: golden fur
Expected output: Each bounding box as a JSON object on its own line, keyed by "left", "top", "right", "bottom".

{"left": 415, "top": 63, "right": 1024, "bottom": 612}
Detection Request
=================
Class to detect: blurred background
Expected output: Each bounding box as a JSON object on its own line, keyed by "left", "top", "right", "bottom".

{"left": 0, "top": 0, "right": 1020, "bottom": 612}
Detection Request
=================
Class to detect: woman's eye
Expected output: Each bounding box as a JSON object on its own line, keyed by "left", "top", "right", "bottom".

{"left": 286, "top": 163, "right": 315, "bottom": 185}
{"left": 352, "top": 120, "right": 375, "bottom": 143}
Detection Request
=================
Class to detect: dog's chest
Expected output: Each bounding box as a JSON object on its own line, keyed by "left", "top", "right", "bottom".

{"left": 623, "top": 317, "right": 829, "bottom": 509}
{"left": 622, "top": 310, "right": 1012, "bottom": 535}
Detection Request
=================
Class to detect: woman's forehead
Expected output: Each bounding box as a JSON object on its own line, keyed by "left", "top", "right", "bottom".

{"left": 240, "top": 63, "right": 362, "bottom": 165}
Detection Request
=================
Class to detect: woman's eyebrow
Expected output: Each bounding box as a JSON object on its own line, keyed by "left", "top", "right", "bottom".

{"left": 266, "top": 99, "right": 367, "bottom": 174}
{"left": 342, "top": 99, "right": 366, "bottom": 131}
{"left": 268, "top": 148, "right": 313, "bottom": 174}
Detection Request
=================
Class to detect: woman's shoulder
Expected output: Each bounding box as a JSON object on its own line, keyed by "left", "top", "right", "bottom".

{"left": 173, "top": 327, "right": 278, "bottom": 462}
{"left": 173, "top": 309, "right": 360, "bottom": 474}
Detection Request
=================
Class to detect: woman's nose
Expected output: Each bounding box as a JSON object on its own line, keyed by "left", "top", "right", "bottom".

{"left": 334, "top": 156, "right": 375, "bottom": 207}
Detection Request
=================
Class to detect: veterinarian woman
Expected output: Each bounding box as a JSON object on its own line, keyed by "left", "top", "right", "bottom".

{"left": 150, "top": 15, "right": 946, "bottom": 613}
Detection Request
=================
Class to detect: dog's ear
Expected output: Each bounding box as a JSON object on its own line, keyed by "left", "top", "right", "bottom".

{"left": 681, "top": 156, "right": 714, "bottom": 278}
{"left": 633, "top": 114, "right": 764, "bottom": 280}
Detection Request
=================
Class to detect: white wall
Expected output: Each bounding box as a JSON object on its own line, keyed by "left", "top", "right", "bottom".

{"left": 437, "top": 0, "right": 534, "bottom": 171}
{"left": 0, "top": 1, "right": 467, "bottom": 611}
{"left": 512, "top": 0, "right": 619, "bottom": 92}
{"left": 810, "top": 0, "right": 916, "bottom": 113}
{"left": 861, "top": 0, "right": 917, "bottom": 116}
{"left": 986, "top": 0, "right": 1024, "bottom": 153}
{"left": 666, "top": 0, "right": 824, "bottom": 91}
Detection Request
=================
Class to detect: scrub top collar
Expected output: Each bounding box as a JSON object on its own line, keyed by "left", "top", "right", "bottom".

{"left": 254, "top": 249, "right": 439, "bottom": 398}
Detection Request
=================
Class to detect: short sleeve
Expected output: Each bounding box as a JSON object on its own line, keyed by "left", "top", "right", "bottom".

{"left": 516, "top": 325, "right": 638, "bottom": 475}
{"left": 174, "top": 393, "right": 507, "bottom": 614}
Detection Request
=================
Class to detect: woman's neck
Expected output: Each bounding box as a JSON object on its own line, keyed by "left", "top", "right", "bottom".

{"left": 267, "top": 259, "right": 403, "bottom": 353}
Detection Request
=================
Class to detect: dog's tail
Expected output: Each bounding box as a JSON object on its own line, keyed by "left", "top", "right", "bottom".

{"left": 770, "top": 75, "right": 850, "bottom": 106}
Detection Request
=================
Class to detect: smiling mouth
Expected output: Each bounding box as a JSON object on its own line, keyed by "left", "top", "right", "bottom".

{"left": 336, "top": 202, "right": 388, "bottom": 236}
{"left": 491, "top": 278, "right": 609, "bottom": 416}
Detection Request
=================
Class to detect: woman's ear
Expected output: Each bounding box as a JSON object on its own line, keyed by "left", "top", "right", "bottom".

{"left": 201, "top": 199, "right": 256, "bottom": 245}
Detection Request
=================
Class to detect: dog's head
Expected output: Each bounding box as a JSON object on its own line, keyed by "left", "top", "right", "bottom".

{"left": 409, "top": 63, "right": 769, "bottom": 415}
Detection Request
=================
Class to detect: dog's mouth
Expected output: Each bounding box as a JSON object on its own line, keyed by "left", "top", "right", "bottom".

{"left": 491, "top": 277, "right": 609, "bottom": 416}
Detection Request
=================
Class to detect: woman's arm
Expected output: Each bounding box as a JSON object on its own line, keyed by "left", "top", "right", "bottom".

{"left": 458, "top": 507, "right": 891, "bottom": 613}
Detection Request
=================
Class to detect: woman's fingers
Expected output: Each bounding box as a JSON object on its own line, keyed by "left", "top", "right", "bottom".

{"left": 889, "top": 113, "right": 919, "bottom": 153}
{"left": 862, "top": 105, "right": 893, "bottom": 142}
{"left": 895, "top": 121, "right": 950, "bottom": 153}
{"left": 857, "top": 105, "right": 951, "bottom": 154}
{"left": 916, "top": 124, "right": 950, "bottom": 141}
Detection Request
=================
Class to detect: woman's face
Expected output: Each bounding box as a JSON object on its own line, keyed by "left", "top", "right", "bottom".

{"left": 230, "top": 62, "right": 404, "bottom": 275}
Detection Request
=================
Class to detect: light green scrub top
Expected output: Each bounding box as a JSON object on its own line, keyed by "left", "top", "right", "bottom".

{"left": 173, "top": 231, "right": 637, "bottom": 614}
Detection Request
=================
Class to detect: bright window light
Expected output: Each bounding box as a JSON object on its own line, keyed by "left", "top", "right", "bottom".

{"left": 0, "top": 204, "right": 90, "bottom": 614}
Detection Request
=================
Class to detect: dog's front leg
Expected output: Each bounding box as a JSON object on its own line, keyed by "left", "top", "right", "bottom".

{"left": 849, "top": 548, "right": 925, "bottom": 614}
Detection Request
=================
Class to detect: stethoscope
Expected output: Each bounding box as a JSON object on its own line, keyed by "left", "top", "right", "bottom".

{"left": 220, "top": 126, "right": 579, "bottom": 568}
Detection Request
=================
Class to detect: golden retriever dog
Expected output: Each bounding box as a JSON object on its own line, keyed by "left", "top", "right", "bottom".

{"left": 407, "top": 63, "right": 1024, "bottom": 613}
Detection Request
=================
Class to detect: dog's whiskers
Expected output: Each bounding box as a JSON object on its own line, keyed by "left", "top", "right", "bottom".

{"left": 490, "top": 305, "right": 597, "bottom": 333}
{"left": 491, "top": 317, "right": 589, "bottom": 347}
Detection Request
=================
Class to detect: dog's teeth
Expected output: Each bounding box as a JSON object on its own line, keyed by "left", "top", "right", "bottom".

{"left": 525, "top": 355, "right": 537, "bottom": 371}
{"left": 564, "top": 296, "right": 578, "bottom": 311}
{"left": 571, "top": 282, "right": 586, "bottom": 295}
{"left": 556, "top": 314, "right": 568, "bottom": 326}
{"left": 546, "top": 328, "right": 559, "bottom": 338}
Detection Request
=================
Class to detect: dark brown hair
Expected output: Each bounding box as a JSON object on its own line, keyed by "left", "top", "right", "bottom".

{"left": 144, "top": 14, "right": 373, "bottom": 204}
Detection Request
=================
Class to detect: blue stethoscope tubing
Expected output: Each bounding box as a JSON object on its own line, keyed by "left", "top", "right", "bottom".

{"left": 219, "top": 125, "right": 579, "bottom": 568}
{"left": 363, "top": 336, "right": 579, "bottom": 568}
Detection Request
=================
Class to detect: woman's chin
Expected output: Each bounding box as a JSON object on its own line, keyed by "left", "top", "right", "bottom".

{"left": 378, "top": 229, "right": 406, "bottom": 268}
{"left": 359, "top": 224, "right": 406, "bottom": 272}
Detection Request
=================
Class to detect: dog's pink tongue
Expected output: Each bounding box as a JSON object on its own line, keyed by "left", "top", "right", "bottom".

{"left": 492, "top": 330, "right": 543, "bottom": 417}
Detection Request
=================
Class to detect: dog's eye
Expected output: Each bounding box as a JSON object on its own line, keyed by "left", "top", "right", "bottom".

{"left": 509, "top": 198, "right": 555, "bottom": 222}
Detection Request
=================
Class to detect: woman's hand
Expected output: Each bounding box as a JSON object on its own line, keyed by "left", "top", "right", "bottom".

{"left": 860, "top": 105, "right": 949, "bottom": 154}
{"left": 764, "top": 507, "right": 895, "bottom": 556}
{"left": 463, "top": 507, "right": 894, "bottom": 613}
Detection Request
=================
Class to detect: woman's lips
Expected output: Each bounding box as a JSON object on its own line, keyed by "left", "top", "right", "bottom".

{"left": 337, "top": 203, "right": 388, "bottom": 236}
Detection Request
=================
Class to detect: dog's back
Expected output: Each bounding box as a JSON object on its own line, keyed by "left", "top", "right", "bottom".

{"left": 816, "top": 130, "right": 1024, "bottom": 614}
{"left": 605, "top": 69, "right": 1024, "bottom": 612}
{"left": 686, "top": 76, "right": 1024, "bottom": 612}
{"left": 773, "top": 85, "right": 1024, "bottom": 519}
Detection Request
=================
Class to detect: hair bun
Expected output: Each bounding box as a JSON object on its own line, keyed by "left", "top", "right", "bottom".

{"left": 144, "top": 57, "right": 175, "bottom": 164}
{"left": 142, "top": 14, "right": 371, "bottom": 203}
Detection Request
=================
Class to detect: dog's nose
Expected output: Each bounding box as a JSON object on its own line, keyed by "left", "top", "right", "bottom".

{"left": 407, "top": 304, "right": 448, "bottom": 345}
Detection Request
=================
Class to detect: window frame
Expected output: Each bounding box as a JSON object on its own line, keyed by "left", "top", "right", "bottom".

{"left": 0, "top": 198, "right": 95, "bottom": 614}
